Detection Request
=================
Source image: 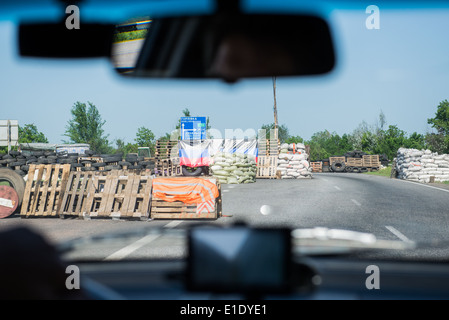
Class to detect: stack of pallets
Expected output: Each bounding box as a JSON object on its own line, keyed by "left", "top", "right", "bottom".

{"left": 256, "top": 156, "right": 278, "bottom": 179}
{"left": 154, "top": 140, "right": 181, "bottom": 177}
{"left": 20, "top": 164, "right": 71, "bottom": 218}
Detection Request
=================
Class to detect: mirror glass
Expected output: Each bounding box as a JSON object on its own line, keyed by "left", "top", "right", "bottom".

{"left": 111, "top": 14, "right": 335, "bottom": 82}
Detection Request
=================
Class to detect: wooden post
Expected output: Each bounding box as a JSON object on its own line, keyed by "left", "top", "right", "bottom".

{"left": 272, "top": 76, "right": 278, "bottom": 141}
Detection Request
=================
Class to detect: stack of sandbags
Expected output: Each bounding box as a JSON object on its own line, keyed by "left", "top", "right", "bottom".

{"left": 395, "top": 148, "right": 449, "bottom": 183}
{"left": 277, "top": 143, "right": 312, "bottom": 179}
{"left": 279, "top": 143, "right": 307, "bottom": 155}
{"left": 210, "top": 152, "right": 257, "bottom": 184}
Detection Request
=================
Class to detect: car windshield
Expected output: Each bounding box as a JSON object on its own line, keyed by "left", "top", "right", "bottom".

{"left": 1, "top": 0, "right": 449, "bottom": 265}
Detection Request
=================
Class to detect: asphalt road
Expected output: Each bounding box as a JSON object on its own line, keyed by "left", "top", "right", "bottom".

{"left": 1, "top": 173, "right": 449, "bottom": 260}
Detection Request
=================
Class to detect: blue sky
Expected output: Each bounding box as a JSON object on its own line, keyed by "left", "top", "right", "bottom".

{"left": 1, "top": 7, "right": 449, "bottom": 146}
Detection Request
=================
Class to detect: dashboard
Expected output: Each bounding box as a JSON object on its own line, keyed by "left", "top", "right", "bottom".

{"left": 75, "top": 256, "right": 449, "bottom": 301}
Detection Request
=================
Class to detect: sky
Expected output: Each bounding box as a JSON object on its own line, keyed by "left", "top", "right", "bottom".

{"left": 1, "top": 6, "right": 449, "bottom": 146}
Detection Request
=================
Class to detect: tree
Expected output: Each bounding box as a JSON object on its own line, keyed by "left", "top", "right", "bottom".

{"left": 260, "top": 123, "right": 289, "bottom": 143}
{"left": 115, "top": 138, "right": 137, "bottom": 156}
{"left": 285, "top": 135, "right": 304, "bottom": 144}
{"left": 375, "top": 125, "right": 407, "bottom": 160}
{"left": 349, "top": 120, "right": 371, "bottom": 151}
{"left": 18, "top": 124, "right": 48, "bottom": 143}
{"left": 306, "top": 130, "right": 352, "bottom": 160}
{"left": 135, "top": 127, "right": 156, "bottom": 154}
{"left": 404, "top": 132, "right": 426, "bottom": 150}
{"left": 425, "top": 132, "right": 447, "bottom": 154}
{"left": 427, "top": 100, "right": 449, "bottom": 153}
{"left": 428, "top": 100, "right": 449, "bottom": 135}
{"left": 64, "top": 101, "right": 110, "bottom": 153}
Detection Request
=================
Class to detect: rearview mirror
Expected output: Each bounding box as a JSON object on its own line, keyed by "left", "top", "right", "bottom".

{"left": 111, "top": 14, "right": 335, "bottom": 82}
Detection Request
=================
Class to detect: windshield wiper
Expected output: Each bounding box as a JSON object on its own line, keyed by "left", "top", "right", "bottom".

{"left": 291, "top": 227, "right": 416, "bottom": 255}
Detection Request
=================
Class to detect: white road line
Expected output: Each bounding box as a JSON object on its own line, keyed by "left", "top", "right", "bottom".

{"left": 164, "top": 220, "right": 183, "bottom": 229}
{"left": 385, "top": 226, "right": 412, "bottom": 243}
{"left": 321, "top": 178, "right": 329, "bottom": 182}
{"left": 222, "top": 189, "right": 230, "bottom": 193}
{"left": 334, "top": 186, "right": 342, "bottom": 191}
{"left": 394, "top": 179, "right": 449, "bottom": 194}
{"left": 351, "top": 199, "right": 361, "bottom": 206}
{"left": 104, "top": 221, "right": 183, "bottom": 261}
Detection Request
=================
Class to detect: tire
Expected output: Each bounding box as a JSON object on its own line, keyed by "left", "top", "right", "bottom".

{"left": 345, "top": 166, "right": 353, "bottom": 173}
{"left": 0, "top": 168, "right": 25, "bottom": 207}
{"left": 91, "top": 162, "right": 106, "bottom": 168}
{"left": 360, "top": 167, "right": 368, "bottom": 173}
{"left": 103, "top": 156, "right": 121, "bottom": 164}
{"left": 182, "top": 166, "right": 203, "bottom": 177}
{"left": 331, "top": 162, "right": 346, "bottom": 172}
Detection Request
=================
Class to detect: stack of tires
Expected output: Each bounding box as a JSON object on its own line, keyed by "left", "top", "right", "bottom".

{"left": 0, "top": 150, "right": 156, "bottom": 175}
{"left": 75, "top": 152, "right": 155, "bottom": 173}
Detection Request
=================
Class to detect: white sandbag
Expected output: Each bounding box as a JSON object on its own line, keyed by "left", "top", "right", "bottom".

{"left": 278, "top": 153, "right": 293, "bottom": 160}
{"left": 301, "top": 160, "right": 310, "bottom": 168}
{"left": 291, "top": 154, "right": 306, "bottom": 161}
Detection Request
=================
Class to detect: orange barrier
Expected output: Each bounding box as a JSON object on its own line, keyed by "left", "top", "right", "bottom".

{"left": 152, "top": 177, "right": 219, "bottom": 204}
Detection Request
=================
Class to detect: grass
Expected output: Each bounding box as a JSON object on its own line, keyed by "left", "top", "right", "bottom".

{"left": 363, "top": 166, "right": 392, "bottom": 177}
{"left": 113, "top": 30, "right": 148, "bottom": 43}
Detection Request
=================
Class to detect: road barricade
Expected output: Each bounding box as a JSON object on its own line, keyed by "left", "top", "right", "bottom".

{"left": 150, "top": 176, "right": 221, "bottom": 219}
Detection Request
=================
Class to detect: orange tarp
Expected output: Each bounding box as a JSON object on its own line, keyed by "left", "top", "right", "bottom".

{"left": 152, "top": 177, "right": 219, "bottom": 204}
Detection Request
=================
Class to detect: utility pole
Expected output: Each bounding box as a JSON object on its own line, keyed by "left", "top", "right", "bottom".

{"left": 272, "top": 76, "right": 278, "bottom": 141}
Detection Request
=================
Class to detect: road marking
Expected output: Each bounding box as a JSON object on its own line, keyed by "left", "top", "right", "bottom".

{"left": 321, "top": 178, "right": 329, "bottom": 182}
{"left": 385, "top": 226, "right": 412, "bottom": 243}
{"left": 334, "top": 186, "right": 341, "bottom": 191}
{"left": 351, "top": 199, "right": 361, "bottom": 206}
{"left": 395, "top": 179, "right": 449, "bottom": 194}
{"left": 104, "top": 221, "right": 183, "bottom": 261}
{"left": 164, "top": 220, "right": 183, "bottom": 228}
{"left": 222, "top": 189, "right": 230, "bottom": 193}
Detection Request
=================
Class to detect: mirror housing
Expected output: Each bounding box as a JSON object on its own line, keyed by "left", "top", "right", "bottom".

{"left": 18, "top": 22, "right": 115, "bottom": 58}
{"left": 113, "top": 13, "right": 336, "bottom": 82}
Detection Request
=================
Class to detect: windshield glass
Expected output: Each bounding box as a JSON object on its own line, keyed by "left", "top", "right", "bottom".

{"left": 1, "top": 2, "right": 449, "bottom": 264}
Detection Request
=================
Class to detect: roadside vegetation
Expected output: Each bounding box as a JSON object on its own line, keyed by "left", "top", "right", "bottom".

{"left": 2, "top": 100, "right": 449, "bottom": 160}
{"left": 364, "top": 166, "right": 392, "bottom": 177}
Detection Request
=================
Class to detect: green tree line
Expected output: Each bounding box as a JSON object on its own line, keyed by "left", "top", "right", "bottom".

{"left": 4, "top": 100, "right": 449, "bottom": 162}
{"left": 262, "top": 100, "right": 449, "bottom": 162}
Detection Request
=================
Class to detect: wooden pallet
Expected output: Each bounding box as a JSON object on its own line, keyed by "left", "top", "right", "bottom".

{"left": 310, "top": 162, "right": 323, "bottom": 173}
{"left": 82, "top": 172, "right": 153, "bottom": 220}
{"left": 346, "top": 157, "right": 363, "bottom": 167}
{"left": 155, "top": 159, "right": 182, "bottom": 177}
{"left": 59, "top": 171, "right": 97, "bottom": 218}
{"left": 150, "top": 177, "right": 221, "bottom": 219}
{"left": 20, "top": 164, "right": 71, "bottom": 218}
{"left": 256, "top": 156, "right": 278, "bottom": 179}
{"left": 362, "top": 155, "right": 381, "bottom": 167}
{"left": 155, "top": 140, "right": 178, "bottom": 160}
